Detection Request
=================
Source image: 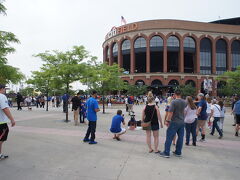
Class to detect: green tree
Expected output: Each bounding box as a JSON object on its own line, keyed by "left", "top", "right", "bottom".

{"left": 0, "top": 1, "right": 24, "bottom": 84}
{"left": 217, "top": 66, "right": 240, "bottom": 96}
{"left": 125, "top": 84, "right": 148, "bottom": 96}
{"left": 33, "top": 46, "right": 90, "bottom": 121}
{"left": 178, "top": 84, "right": 196, "bottom": 97}
{"left": 83, "top": 62, "right": 126, "bottom": 113}
{"left": 0, "top": 0, "right": 7, "bottom": 15}
{"left": 19, "top": 86, "right": 36, "bottom": 96}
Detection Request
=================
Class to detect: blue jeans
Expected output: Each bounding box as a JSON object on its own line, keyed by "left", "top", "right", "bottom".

{"left": 211, "top": 117, "right": 223, "bottom": 136}
{"left": 185, "top": 120, "right": 197, "bottom": 144}
{"left": 164, "top": 122, "right": 185, "bottom": 156}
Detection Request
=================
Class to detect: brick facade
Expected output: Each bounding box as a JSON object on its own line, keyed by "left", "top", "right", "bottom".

{"left": 103, "top": 19, "right": 240, "bottom": 96}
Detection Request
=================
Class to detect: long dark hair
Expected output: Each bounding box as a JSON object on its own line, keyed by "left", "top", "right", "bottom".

{"left": 218, "top": 101, "right": 224, "bottom": 110}
{"left": 186, "top": 96, "right": 197, "bottom": 110}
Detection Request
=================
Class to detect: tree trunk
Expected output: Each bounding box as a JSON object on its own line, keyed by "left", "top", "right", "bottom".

{"left": 46, "top": 89, "right": 49, "bottom": 111}
{"left": 102, "top": 94, "right": 105, "bottom": 114}
{"left": 65, "top": 83, "right": 69, "bottom": 122}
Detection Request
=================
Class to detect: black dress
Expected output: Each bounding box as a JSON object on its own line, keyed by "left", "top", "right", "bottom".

{"left": 144, "top": 105, "right": 159, "bottom": 131}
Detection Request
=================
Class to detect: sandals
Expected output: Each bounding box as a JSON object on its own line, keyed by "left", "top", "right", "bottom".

{"left": 149, "top": 149, "right": 154, "bottom": 153}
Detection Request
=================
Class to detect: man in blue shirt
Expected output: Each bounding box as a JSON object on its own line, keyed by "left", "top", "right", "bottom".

{"left": 233, "top": 98, "right": 240, "bottom": 136}
{"left": 83, "top": 90, "right": 100, "bottom": 144}
{"left": 110, "top": 110, "right": 126, "bottom": 141}
{"left": 196, "top": 93, "right": 208, "bottom": 142}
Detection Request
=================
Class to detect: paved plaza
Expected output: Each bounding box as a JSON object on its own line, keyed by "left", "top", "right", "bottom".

{"left": 0, "top": 104, "right": 240, "bottom": 180}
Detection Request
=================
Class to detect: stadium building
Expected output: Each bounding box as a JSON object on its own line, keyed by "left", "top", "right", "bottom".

{"left": 102, "top": 18, "right": 240, "bottom": 96}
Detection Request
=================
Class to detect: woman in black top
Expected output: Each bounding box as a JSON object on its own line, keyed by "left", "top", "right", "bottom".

{"left": 142, "top": 92, "right": 163, "bottom": 153}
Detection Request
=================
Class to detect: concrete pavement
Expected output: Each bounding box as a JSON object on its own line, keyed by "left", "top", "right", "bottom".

{"left": 0, "top": 104, "right": 239, "bottom": 180}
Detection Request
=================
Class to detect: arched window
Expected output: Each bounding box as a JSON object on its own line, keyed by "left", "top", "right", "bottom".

{"left": 200, "top": 38, "right": 212, "bottom": 75}
{"left": 184, "top": 37, "right": 195, "bottom": 49}
{"left": 167, "top": 36, "right": 179, "bottom": 47}
{"left": 151, "top": 79, "right": 162, "bottom": 86}
{"left": 150, "top": 36, "right": 163, "bottom": 72}
{"left": 112, "top": 43, "right": 118, "bottom": 64}
{"left": 112, "top": 43, "right": 118, "bottom": 56}
{"left": 150, "top": 36, "right": 163, "bottom": 47}
{"left": 231, "top": 40, "right": 240, "bottom": 71}
{"left": 216, "top": 39, "right": 227, "bottom": 75}
{"left": 134, "top": 37, "right": 146, "bottom": 73}
{"left": 167, "top": 36, "right": 179, "bottom": 72}
{"left": 122, "top": 40, "right": 131, "bottom": 73}
{"left": 134, "top": 37, "right": 146, "bottom": 49}
{"left": 184, "top": 37, "right": 196, "bottom": 73}
{"left": 122, "top": 40, "right": 130, "bottom": 51}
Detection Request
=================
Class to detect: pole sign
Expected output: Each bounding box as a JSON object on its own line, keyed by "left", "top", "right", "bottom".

{"left": 105, "top": 23, "right": 138, "bottom": 40}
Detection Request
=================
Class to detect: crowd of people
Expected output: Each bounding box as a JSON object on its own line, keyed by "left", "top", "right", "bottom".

{"left": 1, "top": 82, "right": 240, "bottom": 160}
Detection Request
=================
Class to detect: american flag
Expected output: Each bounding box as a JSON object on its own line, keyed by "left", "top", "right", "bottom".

{"left": 121, "top": 16, "right": 127, "bottom": 25}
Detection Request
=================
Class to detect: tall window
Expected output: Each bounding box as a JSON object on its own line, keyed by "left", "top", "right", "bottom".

{"left": 184, "top": 37, "right": 196, "bottom": 73}
{"left": 150, "top": 36, "right": 163, "bottom": 72}
{"left": 134, "top": 37, "right": 146, "bottom": 73}
{"left": 122, "top": 40, "right": 131, "bottom": 73}
{"left": 216, "top": 39, "right": 227, "bottom": 75}
{"left": 200, "top": 38, "right": 212, "bottom": 75}
{"left": 167, "top": 36, "right": 179, "bottom": 72}
{"left": 112, "top": 43, "right": 118, "bottom": 64}
{"left": 231, "top": 40, "right": 240, "bottom": 71}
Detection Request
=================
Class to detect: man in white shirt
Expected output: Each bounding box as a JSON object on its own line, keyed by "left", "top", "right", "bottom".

{"left": 0, "top": 84, "right": 15, "bottom": 160}
{"left": 209, "top": 101, "right": 223, "bottom": 139}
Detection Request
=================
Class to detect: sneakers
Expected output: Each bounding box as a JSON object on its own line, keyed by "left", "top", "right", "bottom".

{"left": 192, "top": 143, "right": 197, "bottom": 146}
{"left": 83, "top": 138, "right": 90, "bottom": 142}
{"left": 199, "top": 139, "right": 206, "bottom": 142}
{"left": 172, "top": 151, "right": 182, "bottom": 157}
{"left": 185, "top": 142, "right": 189, "bottom": 146}
{"left": 0, "top": 154, "right": 8, "bottom": 160}
{"left": 218, "top": 136, "right": 223, "bottom": 139}
{"left": 159, "top": 152, "right": 170, "bottom": 158}
{"left": 89, "top": 141, "right": 98, "bottom": 145}
{"left": 235, "top": 132, "right": 239, "bottom": 137}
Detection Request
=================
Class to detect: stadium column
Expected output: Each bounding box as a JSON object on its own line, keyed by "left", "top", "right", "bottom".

{"left": 163, "top": 38, "right": 167, "bottom": 73}
{"left": 146, "top": 39, "right": 150, "bottom": 73}
{"left": 212, "top": 40, "right": 216, "bottom": 74}
{"left": 196, "top": 39, "right": 200, "bottom": 73}
{"left": 179, "top": 39, "right": 184, "bottom": 73}
{"left": 227, "top": 41, "right": 232, "bottom": 71}
{"left": 118, "top": 42, "right": 123, "bottom": 68}
{"left": 130, "top": 40, "right": 135, "bottom": 74}
{"left": 109, "top": 43, "right": 113, "bottom": 66}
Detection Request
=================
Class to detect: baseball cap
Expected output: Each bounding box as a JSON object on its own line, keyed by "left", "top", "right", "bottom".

{"left": 0, "top": 84, "right": 6, "bottom": 89}
{"left": 198, "top": 93, "right": 204, "bottom": 97}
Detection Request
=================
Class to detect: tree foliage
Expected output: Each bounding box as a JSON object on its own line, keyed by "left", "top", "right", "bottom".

{"left": 0, "top": 1, "right": 24, "bottom": 84}
{"left": 178, "top": 84, "right": 196, "bottom": 97}
{"left": 0, "top": 0, "right": 7, "bottom": 15}
{"left": 217, "top": 66, "right": 240, "bottom": 96}
{"left": 125, "top": 84, "right": 148, "bottom": 96}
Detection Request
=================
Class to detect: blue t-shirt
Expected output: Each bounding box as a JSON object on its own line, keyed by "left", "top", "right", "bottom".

{"left": 110, "top": 115, "right": 124, "bottom": 133}
{"left": 234, "top": 100, "right": 240, "bottom": 115}
{"left": 86, "top": 97, "right": 99, "bottom": 121}
{"left": 198, "top": 99, "right": 208, "bottom": 120}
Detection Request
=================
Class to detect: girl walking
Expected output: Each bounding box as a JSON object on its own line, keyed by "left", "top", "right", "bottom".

{"left": 184, "top": 96, "right": 197, "bottom": 146}
{"left": 210, "top": 100, "right": 223, "bottom": 139}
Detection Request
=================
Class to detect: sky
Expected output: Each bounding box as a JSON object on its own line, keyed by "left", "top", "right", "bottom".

{"left": 0, "top": 0, "right": 239, "bottom": 89}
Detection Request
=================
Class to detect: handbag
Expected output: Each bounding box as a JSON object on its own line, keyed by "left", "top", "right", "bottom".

{"left": 141, "top": 106, "right": 156, "bottom": 128}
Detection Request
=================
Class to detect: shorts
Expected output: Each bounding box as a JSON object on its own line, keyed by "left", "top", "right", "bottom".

{"left": 112, "top": 128, "right": 126, "bottom": 135}
{"left": 236, "top": 114, "right": 240, "bottom": 125}
{"left": 0, "top": 123, "right": 9, "bottom": 142}
{"left": 143, "top": 124, "right": 159, "bottom": 131}
{"left": 197, "top": 120, "right": 207, "bottom": 127}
